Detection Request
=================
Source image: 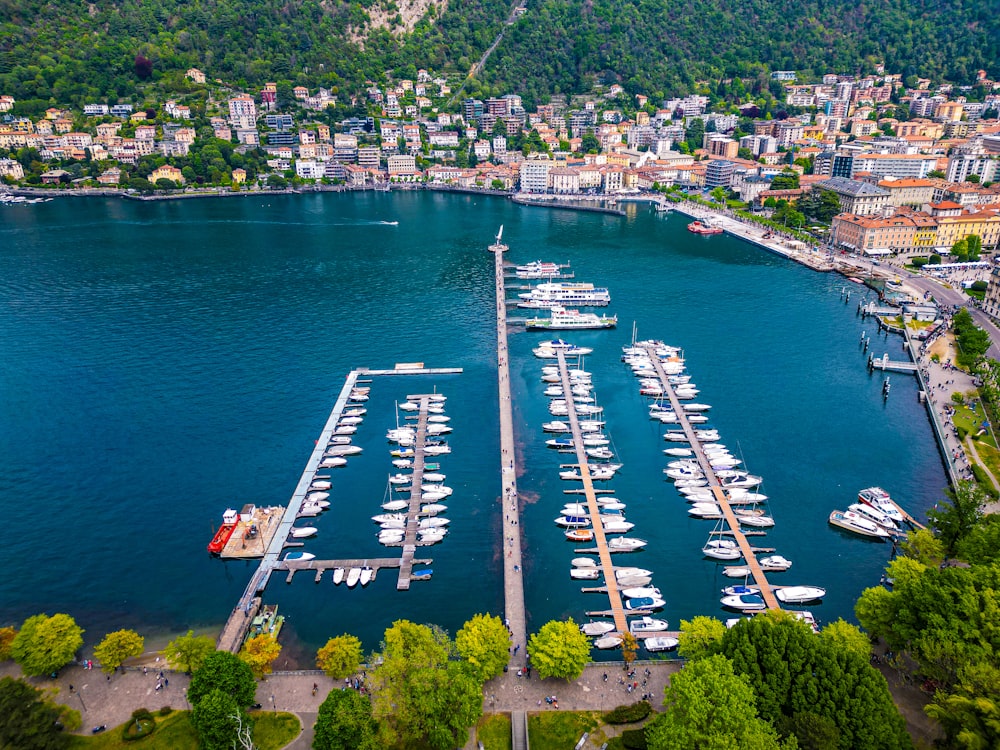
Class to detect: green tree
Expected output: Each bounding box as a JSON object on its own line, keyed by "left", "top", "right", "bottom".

{"left": 580, "top": 129, "right": 600, "bottom": 153}
{"left": 926, "top": 661, "right": 1000, "bottom": 750}
{"left": 956, "top": 514, "right": 1000, "bottom": 565}
{"left": 952, "top": 238, "right": 970, "bottom": 262}
{"left": 966, "top": 234, "right": 982, "bottom": 261}
{"left": 239, "top": 634, "right": 281, "bottom": 679}
{"left": 776, "top": 711, "right": 840, "bottom": 750}
{"left": 928, "top": 480, "right": 985, "bottom": 554}
{"left": 316, "top": 634, "right": 363, "bottom": 679}
{"left": 677, "top": 616, "right": 725, "bottom": 661}
{"left": 188, "top": 651, "right": 257, "bottom": 708}
{"left": 645, "top": 654, "right": 788, "bottom": 750}
{"left": 267, "top": 174, "right": 288, "bottom": 189}
{"left": 164, "top": 630, "right": 215, "bottom": 674}
{"left": 710, "top": 186, "right": 727, "bottom": 204}
{"left": 527, "top": 619, "right": 591, "bottom": 681}
{"left": 0, "top": 627, "right": 16, "bottom": 661}
{"left": 770, "top": 170, "right": 800, "bottom": 190}
{"left": 899, "top": 528, "right": 945, "bottom": 566}
{"left": 93, "top": 629, "right": 144, "bottom": 674}
{"left": 10, "top": 613, "right": 83, "bottom": 677}
{"left": 313, "top": 689, "right": 378, "bottom": 750}
{"left": 155, "top": 178, "right": 177, "bottom": 190}
{"left": 0, "top": 677, "right": 68, "bottom": 750}
{"left": 191, "top": 688, "right": 245, "bottom": 750}
{"left": 368, "top": 620, "right": 482, "bottom": 750}
{"left": 455, "top": 613, "right": 510, "bottom": 681}
{"left": 819, "top": 619, "right": 871, "bottom": 660}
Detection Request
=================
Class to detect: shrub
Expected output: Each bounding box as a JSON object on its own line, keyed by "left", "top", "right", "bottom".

{"left": 930, "top": 254, "right": 942, "bottom": 265}
{"left": 122, "top": 709, "right": 156, "bottom": 741}
{"left": 622, "top": 727, "right": 649, "bottom": 749}
{"left": 956, "top": 426, "right": 968, "bottom": 441}
{"left": 604, "top": 701, "right": 652, "bottom": 724}
{"left": 158, "top": 706, "right": 173, "bottom": 716}
{"left": 972, "top": 280, "right": 988, "bottom": 292}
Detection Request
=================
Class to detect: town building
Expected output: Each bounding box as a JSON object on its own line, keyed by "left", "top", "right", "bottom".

{"left": 819, "top": 176, "right": 891, "bottom": 215}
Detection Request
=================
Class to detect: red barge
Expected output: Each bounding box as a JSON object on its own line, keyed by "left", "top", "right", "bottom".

{"left": 687, "top": 220, "right": 724, "bottom": 235}
{"left": 207, "top": 509, "right": 239, "bottom": 554}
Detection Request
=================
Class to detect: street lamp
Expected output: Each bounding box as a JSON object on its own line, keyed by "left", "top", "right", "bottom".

{"left": 77, "top": 690, "right": 86, "bottom": 712}
{"left": 270, "top": 694, "right": 276, "bottom": 713}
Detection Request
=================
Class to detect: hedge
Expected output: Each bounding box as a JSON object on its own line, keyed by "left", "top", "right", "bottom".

{"left": 604, "top": 701, "right": 652, "bottom": 724}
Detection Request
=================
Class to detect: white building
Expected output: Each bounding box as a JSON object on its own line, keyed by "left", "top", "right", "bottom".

{"left": 519, "top": 158, "right": 553, "bottom": 193}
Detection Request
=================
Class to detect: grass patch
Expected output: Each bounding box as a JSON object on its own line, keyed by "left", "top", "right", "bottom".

{"left": 528, "top": 711, "right": 601, "bottom": 750}
{"left": 68, "top": 711, "right": 197, "bottom": 750}
{"left": 952, "top": 399, "right": 996, "bottom": 449}
{"left": 477, "top": 713, "right": 512, "bottom": 750}
{"left": 252, "top": 711, "right": 300, "bottom": 750}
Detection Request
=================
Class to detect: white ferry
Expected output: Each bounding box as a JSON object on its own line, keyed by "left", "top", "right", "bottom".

{"left": 514, "top": 260, "right": 562, "bottom": 279}
{"left": 518, "top": 282, "right": 611, "bottom": 307}
{"left": 525, "top": 306, "right": 617, "bottom": 330}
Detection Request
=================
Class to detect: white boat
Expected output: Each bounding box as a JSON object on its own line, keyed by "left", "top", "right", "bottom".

{"left": 848, "top": 502, "right": 898, "bottom": 531}
{"left": 774, "top": 586, "right": 826, "bottom": 603}
{"left": 426, "top": 424, "right": 452, "bottom": 435}
{"left": 607, "top": 537, "right": 647, "bottom": 551}
{"left": 319, "top": 457, "right": 348, "bottom": 468}
{"left": 525, "top": 306, "right": 617, "bottom": 330}
{"left": 593, "top": 635, "right": 623, "bottom": 649}
{"left": 418, "top": 517, "right": 450, "bottom": 528}
{"left": 328, "top": 436, "right": 353, "bottom": 445}
{"left": 427, "top": 415, "right": 450, "bottom": 423}
{"left": 622, "top": 586, "right": 661, "bottom": 599}
{"left": 326, "top": 445, "right": 362, "bottom": 456}
{"left": 570, "top": 568, "right": 601, "bottom": 580}
{"left": 688, "top": 503, "right": 722, "bottom": 519}
{"left": 372, "top": 513, "right": 407, "bottom": 524}
{"left": 398, "top": 401, "right": 419, "bottom": 411}
{"left": 389, "top": 473, "right": 411, "bottom": 485}
{"left": 334, "top": 425, "right": 357, "bottom": 435}
{"left": 722, "top": 584, "right": 759, "bottom": 596}
{"left": 587, "top": 447, "right": 615, "bottom": 460}
{"left": 422, "top": 491, "right": 449, "bottom": 502}
{"left": 581, "top": 621, "right": 615, "bottom": 636}
{"left": 617, "top": 575, "right": 652, "bottom": 587}
{"left": 682, "top": 403, "right": 712, "bottom": 412}
{"left": 615, "top": 567, "right": 653, "bottom": 579}
{"left": 629, "top": 616, "right": 669, "bottom": 633}
{"left": 386, "top": 428, "right": 416, "bottom": 442}
{"left": 858, "top": 486, "right": 904, "bottom": 525}
{"left": 284, "top": 551, "right": 315, "bottom": 562}
{"left": 290, "top": 527, "right": 318, "bottom": 538}
{"left": 310, "top": 481, "right": 331, "bottom": 490}
{"left": 379, "top": 520, "right": 406, "bottom": 530}
{"left": 758, "top": 555, "right": 793, "bottom": 571}
{"left": 346, "top": 568, "right": 362, "bottom": 588}
{"left": 423, "top": 445, "right": 451, "bottom": 455}
{"left": 378, "top": 530, "right": 405, "bottom": 542}
{"left": 417, "top": 529, "right": 447, "bottom": 543}
{"left": 625, "top": 597, "right": 665, "bottom": 610}
{"left": 359, "top": 567, "right": 374, "bottom": 586}
{"left": 644, "top": 636, "right": 679, "bottom": 652}
{"left": 392, "top": 459, "right": 412, "bottom": 468}
{"left": 562, "top": 504, "right": 589, "bottom": 515}
{"left": 382, "top": 500, "right": 409, "bottom": 511}
{"left": 703, "top": 540, "right": 742, "bottom": 560}
{"left": 306, "top": 491, "right": 329, "bottom": 501}
{"left": 829, "top": 509, "right": 892, "bottom": 539}
{"left": 423, "top": 472, "right": 446, "bottom": 482}
{"left": 722, "top": 566, "right": 752, "bottom": 578}
{"left": 602, "top": 519, "right": 635, "bottom": 533}
{"left": 543, "top": 420, "right": 570, "bottom": 432}
{"left": 339, "top": 416, "right": 364, "bottom": 425}
{"left": 738, "top": 514, "right": 775, "bottom": 528}
{"left": 721, "top": 593, "right": 767, "bottom": 611}
{"left": 555, "top": 516, "right": 591, "bottom": 528}
{"left": 422, "top": 484, "right": 453, "bottom": 496}
{"left": 332, "top": 567, "right": 345, "bottom": 584}
{"left": 515, "top": 260, "right": 562, "bottom": 278}
{"left": 572, "top": 557, "right": 598, "bottom": 567}
{"left": 428, "top": 394, "right": 446, "bottom": 403}
{"left": 597, "top": 501, "right": 626, "bottom": 511}
{"left": 421, "top": 503, "right": 448, "bottom": 515}
{"left": 343, "top": 407, "right": 366, "bottom": 417}
{"left": 519, "top": 281, "right": 611, "bottom": 306}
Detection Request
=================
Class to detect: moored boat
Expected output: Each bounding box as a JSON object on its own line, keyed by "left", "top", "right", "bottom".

{"left": 828, "top": 509, "right": 892, "bottom": 539}
{"left": 525, "top": 306, "right": 617, "bottom": 330}
{"left": 687, "top": 220, "right": 724, "bottom": 235}
{"left": 721, "top": 593, "right": 767, "bottom": 611}
{"left": 284, "top": 551, "right": 316, "bottom": 562}
{"left": 644, "top": 636, "right": 679, "bottom": 652}
{"left": 207, "top": 509, "right": 239, "bottom": 554}
{"left": 593, "top": 635, "right": 623, "bottom": 649}
{"left": 581, "top": 621, "right": 615, "bottom": 636}
{"left": 774, "top": 585, "right": 826, "bottom": 604}
{"left": 332, "top": 567, "right": 345, "bottom": 585}
{"left": 345, "top": 567, "right": 362, "bottom": 588}
{"left": 629, "top": 616, "right": 669, "bottom": 633}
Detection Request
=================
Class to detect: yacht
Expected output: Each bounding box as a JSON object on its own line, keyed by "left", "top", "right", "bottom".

{"left": 721, "top": 593, "right": 767, "bottom": 611}
{"left": 525, "top": 306, "right": 617, "bottom": 330}
{"left": 847, "top": 502, "right": 899, "bottom": 531}
{"left": 758, "top": 555, "right": 793, "bottom": 571}
{"left": 622, "top": 586, "right": 661, "bottom": 599}
{"left": 359, "top": 567, "right": 374, "bottom": 586}
{"left": 345, "top": 568, "right": 362, "bottom": 588}
{"left": 607, "top": 537, "right": 647, "bottom": 551}
{"left": 829, "top": 509, "right": 892, "bottom": 539}
{"left": 615, "top": 567, "right": 653, "bottom": 579}
{"left": 857, "top": 487, "right": 904, "bottom": 525}
{"left": 518, "top": 282, "right": 612, "bottom": 307}
{"left": 581, "top": 621, "right": 615, "bottom": 636}
{"left": 644, "top": 636, "right": 679, "bottom": 652}
{"left": 703, "top": 539, "right": 742, "bottom": 560}
{"left": 570, "top": 568, "right": 601, "bottom": 580}
{"left": 774, "top": 586, "right": 826, "bottom": 604}
{"left": 629, "top": 616, "right": 669, "bottom": 634}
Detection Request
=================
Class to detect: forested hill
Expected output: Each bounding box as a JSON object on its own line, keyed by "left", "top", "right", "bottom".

{"left": 0, "top": 0, "right": 997, "bottom": 107}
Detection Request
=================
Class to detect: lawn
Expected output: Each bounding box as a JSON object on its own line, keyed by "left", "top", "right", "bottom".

{"left": 66, "top": 710, "right": 299, "bottom": 750}
{"left": 477, "top": 713, "right": 512, "bottom": 750}
{"left": 527, "top": 711, "right": 602, "bottom": 750}
{"left": 953, "top": 397, "right": 996, "bottom": 448}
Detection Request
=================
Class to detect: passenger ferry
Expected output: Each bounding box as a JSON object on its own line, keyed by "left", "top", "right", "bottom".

{"left": 687, "top": 220, "right": 724, "bottom": 235}
{"left": 514, "top": 260, "right": 562, "bottom": 279}
{"left": 518, "top": 282, "right": 611, "bottom": 307}
{"left": 525, "top": 306, "right": 617, "bottom": 330}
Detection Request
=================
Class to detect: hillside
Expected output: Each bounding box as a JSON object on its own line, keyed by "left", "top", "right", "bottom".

{"left": 0, "top": 0, "right": 997, "bottom": 108}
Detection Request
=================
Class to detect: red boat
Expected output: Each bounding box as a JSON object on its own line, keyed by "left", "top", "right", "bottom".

{"left": 687, "top": 220, "right": 724, "bottom": 235}
{"left": 207, "top": 509, "right": 240, "bottom": 554}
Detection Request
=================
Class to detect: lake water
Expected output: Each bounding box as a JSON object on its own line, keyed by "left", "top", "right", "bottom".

{"left": 0, "top": 191, "right": 947, "bottom": 662}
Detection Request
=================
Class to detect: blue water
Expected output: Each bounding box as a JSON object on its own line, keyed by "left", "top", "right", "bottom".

{"left": 0, "top": 192, "right": 946, "bottom": 661}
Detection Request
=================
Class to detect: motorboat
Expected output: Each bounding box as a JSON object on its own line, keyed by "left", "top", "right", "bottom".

{"left": 664, "top": 432, "right": 691, "bottom": 443}
{"left": 359, "top": 567, "right": 374, "bottom": 586}
{"left": 688, "top": 503, "right": 722, "bottom": 519}
{"left": 622, "top": 586, "right": 661, "bottom": 599}
{"left": 721, "top": 593, "right": 767, "bottom": 611}
{"left": 547, "top": 437, "right": 576, "bottom": 449}
{"left": 572, "top": 557, "right": 597, "bottom": 567}
{"left": 346, "top": 568, "right": 362, "bottom": 588}
{"left": 625, "top": 597, "right": 665, "bottom": 610}
{"left": 378, "top": 530, "right": 405, "bottom": 542}
{"left": 629, "top": 616, "right": 669, "bottom": 633}
{"left": 372, "top": 513, "right": 407, "bottom": 524}
{"left": 326, "top": 445, "right": 362, "bottom": 456}
{"left": 644, "top": 637, "right": 679, "bottom": 652}
{"left": 607, "top": 537, "right": 647, "bottom": 551}
{"left": 310, "top": 481, "right": 331, "bottom": 490}
{"left": 290, "top": 527, "right": 318, "bottom": 539}
{"left": 284, "top": 551, "right": 315, "bottom": 562}
{"left": 593, "top": 635, "right": 623, "bottom": 649}
{"left": 774, "top": 586, "right": 826, "bottom": 604}
{"left": 334, "top": 425, "right": 357, "bottom": 435}
{"left": 427, "top": 415, "right": 450, "bottom": 423}
{"left": 421, "top": 503, "right": 448, "bottom": 515}
{"left": 579, "top": 420, "right": 605, "bottom": 432}
{"left": 562, "top": 504, "right": 589, "bottom": 515}
{"left": 570, "top": 568, "right": 601, "bottom": 580}
{"left": 386, "top": 428, "right": 416, "bottom": 442}
{"left": 390, "top": 448, "right": 415, "bottom": 458}
{"left": 418, "top": 517, "right": 450, "bottom": 528}
{"left": 392, "top": 459, "right": 412, "bottom": 468}
{"left": 723, "top": 566, "right": 753, "bottom": 578}
{"left": 422, "top": 491, "right": 449, "bottom": 502}
{"left": 389, "top": 473, "right": 411, "bottom": 485}
{"left": 382, "top": 500, "right": 408, "bottom": 511}
{"left": 617, "top": 575, "right": 652, "bottom": 587}
{"left": 398, "top": 401, "right": 419, "bottom": 411}
{"left": 847, "top": 502, "right": 898, "bottom": 531}
{"left": 738, "top": 514, "right": 775, "bottom": 528}
{"left": 587, "top": 447, "right": 615, "bottom": 460}
{"left": 418, "top": 528, "right": 447, "bottom": 543}
{"left": 828, "top": 509, "right": 892, "bottom": 540}
{"left": 675, "top": 478, "right": 708, "bottom": 488}
{"left": 682, "top": 403, "right": 712, "bottom": 412}
{"left": 597, "top": 500, "right": 626, "bottom": 510}
{"left": 581, "top": 621, "right": 615, "bottom": 636}
{"left": 379, "top": 520, "right": 406, "bottom": 530}
{"left": 543, "top": 421, "right": 570, "bottom": 433}
{"left": 339, "top": 416, "right": 364, "bottom": 425}
{"left": 328, "top": 436, "right": 353, "bottom": 445}
{"left": 422, "top": 484, "right": 453, "bottom": 496}
{"left": 582, "top": 434, "right": 610, "bottom": 446}
{"left": 423, "top": 473, "right": 446, "bottom": 483}
{"left": 602, "top": 519, "right": 635, "bottom": 533}
{"left": 332, "top": 568, "right": 345, "bottom": 585}
{"left": 858, "top": 486, "right": 904, "bottom": 525}
{"left": 722, "top": 584, "right": 759, "bottom": 596}
{"left": 426, "top": 424, "right": 452, "bottom": 435}
{"left": 307, "top": 492, "right": 329, "bottom": 502}
{"left": 758, "top": 555, "right": 793, "bottom": 571}
{"left": 565, "top": 529, "right": 594, "bottom": 542}
{"left": 319, "top": 457, "right": 348, "bottom": 468}
{"left": 423, "top": 445, "right": 451, "bottom": 456}
{"left": 555, "top": 516, "right": 591, "bottom": 528}
{"left": 703, "top": 540, "right": 742, "bottom": 560}
{"left": 615, "top": 567, "right": 653, "bottom": 579}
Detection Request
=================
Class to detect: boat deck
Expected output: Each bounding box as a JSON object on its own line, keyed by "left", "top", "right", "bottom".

{"left": 219, "top": 506, "right": 286, "bottom": 559}
{"left": 492, "top": 235, "right": 528, "bottom": 669}
{"left": 642, "top": 344, "right": 780, "bottom": 611}
{"left": 555, "top": 350, "right": 629, "bottom": 636}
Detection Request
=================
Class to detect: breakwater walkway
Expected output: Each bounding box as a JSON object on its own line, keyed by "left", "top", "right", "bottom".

{"left": 490, "top": 230, "right": 527, "bottom": 671}
{"left": 642, "top": 344, "right": 779, "bottom": 610}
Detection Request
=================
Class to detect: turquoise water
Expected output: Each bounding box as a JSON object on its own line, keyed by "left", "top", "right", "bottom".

{"left": 0, "top": 192, "right": 946, "bottom": 661}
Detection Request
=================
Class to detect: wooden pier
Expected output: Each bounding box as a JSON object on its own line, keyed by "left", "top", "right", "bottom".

{"left": 397, "top": 394, "right": 435, "bottom": 590}
{"left": 491, "top": 230, "right": 528, "bottom": 669}
{"left": 641, "top": 345, "right": 780, "bottom": 611}
{"left": 555, "top": 350, "right": 629, "bottom": 635}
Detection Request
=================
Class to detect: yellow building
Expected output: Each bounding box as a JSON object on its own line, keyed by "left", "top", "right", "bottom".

{"left": 934, "top": 210, "right": 1000, "bottom": 252}
{"left": 149, "top": 165, "right": 185, "bottom": 185}
{"left": 231, "top": 168, "right": 247, "bottom": 184}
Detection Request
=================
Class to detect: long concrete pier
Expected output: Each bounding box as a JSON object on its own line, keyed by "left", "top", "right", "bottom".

{"left": 490, "top": 234, "right": 527, "bottom": 669}
{"left": 554, "top": 351, "right": 629, "bottom": 635}
{"left": 642, "top": 345, "right": 779, "bottom": 611}
{"left": 398, "top": 394, "right": 433, "bottom": 590}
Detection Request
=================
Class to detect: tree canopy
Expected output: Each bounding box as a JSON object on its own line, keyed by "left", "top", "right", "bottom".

{"left": 188, "top": 651, "right": 258, "bottom": 708}
{"left": 0, "top": 677, "right": 69, "bottom": 750}
{"left": 527, "top": 619, "right": 591, "bottom": 681}
{"left": 10, "top": 613, "right": 84, "bottom": 677}
{"left": 455, "top": 613, "right": 510, "bottom": 681}
{"left": 313, "top": 689, "right": 378, "bottom": 750}
{"left": 316, "top": 634, "right": 363, "bottom": 679}
{"left": 677, "top": 616, "right": 725, "bottom": 661}
{"left": 239, "top": 634, "right": 281, "bottom": 679}
{"left": 163, "top": 630, "right": 216, "bottom": 674}
{"left": 92, "top": 629, "right": 145, "bottom": 674}
{"left": 368, "top": 620, "right": 483, "bottom": 750}
{"left": 191, "top": 688, "right": 245, "bottom": 750}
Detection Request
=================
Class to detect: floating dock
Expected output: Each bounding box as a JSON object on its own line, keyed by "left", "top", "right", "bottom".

{"left": 397, "top": 394, "right": 435, "bottom": 590}
{"left": 555, "top": 350, "right": 629, "bottom": 636}
{"left": 641, "top": 344, "right": 780, "bottom": 611}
